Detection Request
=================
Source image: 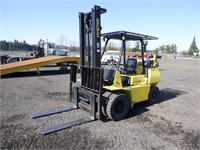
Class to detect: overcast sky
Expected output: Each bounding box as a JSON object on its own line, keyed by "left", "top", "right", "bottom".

{"left": 1, "top": 0, "right": 199, "bottom": 51}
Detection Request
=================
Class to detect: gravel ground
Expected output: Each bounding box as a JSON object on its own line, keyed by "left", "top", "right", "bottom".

{"left": 0, "top": 59, "right": 200, "bottom": 150}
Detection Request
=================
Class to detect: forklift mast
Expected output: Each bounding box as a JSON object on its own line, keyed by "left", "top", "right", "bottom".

{"left": 70, "top": 5, "right": 107, "bottom": 120}
{"left": 79, "top": 5, "right": 106, "bottom": 67}
{"left": 77, "top": 5, "right": 106, "bottom": 93}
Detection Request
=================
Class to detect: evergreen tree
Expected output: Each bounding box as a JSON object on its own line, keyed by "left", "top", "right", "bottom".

{"left": 188, "top": 37, "right": 199, "bottom": 55}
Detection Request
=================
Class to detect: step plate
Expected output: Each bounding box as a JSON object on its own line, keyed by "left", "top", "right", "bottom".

{"left": 30, "top": 106, "right": 76, "bottom": 119}
{"left": 41, "top": 116, "right": 94, "bottom": 135}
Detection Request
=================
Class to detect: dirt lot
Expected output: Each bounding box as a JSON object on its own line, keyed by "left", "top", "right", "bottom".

{"left": 0, "top": 59, "right": 200, "bottom": 150}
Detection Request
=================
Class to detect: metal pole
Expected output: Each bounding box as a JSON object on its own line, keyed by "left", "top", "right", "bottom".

{"left": 140, "top": 39, "right": 145, "bottom": 74}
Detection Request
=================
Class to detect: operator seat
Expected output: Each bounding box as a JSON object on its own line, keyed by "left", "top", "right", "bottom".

{"left": 103, "top": 69, "right": 116, "bottom": 85}
{"left": 120, "top": 58, "right": 137, "bottom": 74}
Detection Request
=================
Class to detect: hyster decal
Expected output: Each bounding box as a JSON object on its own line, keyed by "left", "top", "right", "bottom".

{"left": 96, "top": 18, "right": 100, "bottom": 38}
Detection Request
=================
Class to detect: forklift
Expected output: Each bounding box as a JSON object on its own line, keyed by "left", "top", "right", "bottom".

{"left": 31, "top": 5, "right": 160, "bottom": 134}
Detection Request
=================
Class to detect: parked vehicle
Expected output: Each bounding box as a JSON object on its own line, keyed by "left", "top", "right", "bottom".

{"left": 101, "top": 51, "right": 120, "bottom": 65}
{"left": 54, "top": 50, "right": 71, "bottom": 66}
{"left": 0, "top": 40, "right": 68, "bottom": 65}
{"left": 54, "top": 49, "right": 70, "bottom": 56}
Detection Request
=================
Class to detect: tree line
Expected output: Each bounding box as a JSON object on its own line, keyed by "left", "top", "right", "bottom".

{"left": 0, "top": 39, "right": 79, "bottom": 52}
{"left": 156, "top": 44, "right": 177, "bottom": 54}
{"left": 1, "top": 37, "right": 199, "bottom": 55}
{"left": 0, "top": 40, "right": 34, "bottom": 51}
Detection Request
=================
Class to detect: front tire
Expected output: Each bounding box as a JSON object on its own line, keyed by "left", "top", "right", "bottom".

{"left": 106, "top": 93, "right": 130, "bottom": 121}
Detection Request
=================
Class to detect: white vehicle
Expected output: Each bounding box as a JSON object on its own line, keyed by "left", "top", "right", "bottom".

{"left": 38, "top": 39, "right": 56, "bottom": 56}
{"left": 101, "top": 54, "right": 112, "bottom": 64}
{"left": 101, "top": 50, "right": 120, "bottom": 64}
{"left": 44, "top": 42, "right": 56, "bottom": 56}
{"left": 54, "top": 49, "right": 70, "bottom": 56}
{"left": 54, "top": 49, "right": 71, "bottom": 67}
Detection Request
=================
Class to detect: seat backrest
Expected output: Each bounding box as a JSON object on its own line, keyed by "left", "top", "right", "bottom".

{"left": 103, "top": 68, "right": 116, "bottom": 85}
{"left": 125, "top": 58, "right": 137, "bottom": 74}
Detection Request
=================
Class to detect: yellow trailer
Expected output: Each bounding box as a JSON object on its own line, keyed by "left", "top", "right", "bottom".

{"left": 0, "top": 56, "right": 80, "bottom": 76}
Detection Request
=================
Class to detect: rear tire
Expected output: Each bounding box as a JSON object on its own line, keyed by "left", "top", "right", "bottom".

{"left": 106, "top": 93, "right": 130, "bottom": 121}
{"left": 148, "top": 86, "right": 159, "bottom": 105}
{"left": 7, "top": 57, "right": 19, "bottom": 63}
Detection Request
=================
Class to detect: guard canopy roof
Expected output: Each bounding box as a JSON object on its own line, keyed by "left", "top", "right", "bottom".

{"left": 102, "top": 31, "right": 158, "bottom": 41}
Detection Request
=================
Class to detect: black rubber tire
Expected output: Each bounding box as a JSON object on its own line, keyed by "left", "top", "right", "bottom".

{"left": 7, "top": 58, "right": 19, "bottom": 63}
{"left": 102, "top": 91, "right": 112, "bottom": 117}
{"left": 106, "top": 93, "right": 130, "bottom": 121}
{"left": 148, "top": 86, "right": 159, "bottom": 105}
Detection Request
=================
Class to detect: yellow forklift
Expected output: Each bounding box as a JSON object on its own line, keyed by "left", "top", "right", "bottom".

{"left": 31, "top": 5, "right": 160, "bottom": 134}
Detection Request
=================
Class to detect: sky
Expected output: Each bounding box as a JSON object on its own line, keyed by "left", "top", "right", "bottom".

{"left": 0, "top": 0, "right": 199, "bottom": 51}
